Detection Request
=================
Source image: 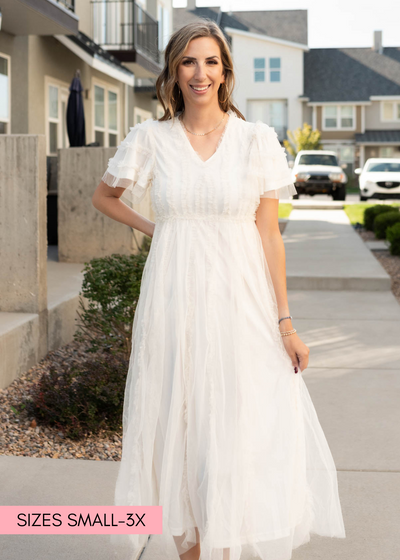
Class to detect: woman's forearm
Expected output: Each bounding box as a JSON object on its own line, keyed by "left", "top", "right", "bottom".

{"left": 259, "top": 230, "right": 292, "bottom": 327}
{"left": 92, "top": 193, "right": 155, "bottom": 238}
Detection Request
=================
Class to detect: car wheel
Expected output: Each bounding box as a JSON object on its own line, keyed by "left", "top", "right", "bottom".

{"left": 292, "top": 194, "right": 299, "bottom": 200}
{"left": 335, "top": 185, "right": 346, "bottom": 201}
{"left": 360, "top": 195, "right": 369, "bottom": 201}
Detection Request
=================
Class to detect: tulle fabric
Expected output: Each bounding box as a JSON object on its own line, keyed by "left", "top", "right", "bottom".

{"left": 250, "top": 121, "right": 297, "bottom": 200}
{"left": 102, "top": 110, "right": 345, "bottom": 560}
{"left": 101, "top": 119, "right": 155, "bottom": 206}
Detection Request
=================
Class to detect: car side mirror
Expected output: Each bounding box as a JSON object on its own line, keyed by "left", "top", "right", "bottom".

{"left": 354, "top": 168, "right": 362, "bottom": 175}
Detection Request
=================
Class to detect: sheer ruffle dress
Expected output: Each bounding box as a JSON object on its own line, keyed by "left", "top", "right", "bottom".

{"left": 101, "top": 109, "right": 346, "bottom": 560}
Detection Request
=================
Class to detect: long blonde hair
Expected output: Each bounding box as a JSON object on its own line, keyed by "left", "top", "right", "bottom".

{"left": 155, "top": 19, "right": 245, "bottom": 122}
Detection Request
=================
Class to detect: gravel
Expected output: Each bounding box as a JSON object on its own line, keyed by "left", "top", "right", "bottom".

{"left": 0, "top": 340, "right": 122, "bottom": 461}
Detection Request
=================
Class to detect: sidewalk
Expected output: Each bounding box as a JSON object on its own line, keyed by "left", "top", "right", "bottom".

{"left": 1, "top": 209, "right": 400, "bottom": 560}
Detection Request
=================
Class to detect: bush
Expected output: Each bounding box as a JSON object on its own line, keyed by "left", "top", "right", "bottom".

{"left": 74, "top": 252, "right": 148, "bottom": 359}
{"left": 364, "top": 204, "right": 395, "bottom": 230}
{"left": 24, "top": 351, "right": 129, "bottom": 440}
{"left": 387, "top": 222, "right": 400, "bottom": 256}
{"left": 373, "top": 210, "right": 400, "bottom": 239}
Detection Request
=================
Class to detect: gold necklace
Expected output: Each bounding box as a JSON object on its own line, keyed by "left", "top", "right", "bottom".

{"left": 179, "top": 111, "right": 228, "bottom": 136}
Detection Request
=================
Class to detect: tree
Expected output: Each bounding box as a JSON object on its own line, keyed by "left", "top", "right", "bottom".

{"left": 283, "top": 123, "right": 322, "bottom": 158}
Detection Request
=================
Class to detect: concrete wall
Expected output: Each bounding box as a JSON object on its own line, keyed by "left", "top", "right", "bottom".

{"left": 58, "top": 146, "right": 155, "bottom": 263}
{"left": 0, "top": 134, "right": 48, "bottom": 359}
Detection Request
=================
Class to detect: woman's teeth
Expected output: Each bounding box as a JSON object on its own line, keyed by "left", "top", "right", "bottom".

{"left": 190, "top": 84, "right": 211, "bottom": 91}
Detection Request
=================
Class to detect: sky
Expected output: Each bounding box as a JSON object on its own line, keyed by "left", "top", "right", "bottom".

{"left": 172, "top": 0, "right": 400, "bottom": 49}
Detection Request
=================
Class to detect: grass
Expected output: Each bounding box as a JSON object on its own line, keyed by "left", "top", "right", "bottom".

{"left": 278, "top": 203, "right": 293, "bottom": 219}
{"left": 344, "top": 202, "right": 400, "bottom": 225}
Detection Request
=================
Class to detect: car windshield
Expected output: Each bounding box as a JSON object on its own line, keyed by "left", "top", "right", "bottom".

{"left": 298, "top": 154, "right": 338, "bottom": 166}
{"left": 365, "top": 162, "right": 400, "bottom": 173}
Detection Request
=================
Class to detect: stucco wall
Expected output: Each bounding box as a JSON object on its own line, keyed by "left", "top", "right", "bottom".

{"left": 58, "top": 146, "right": 155, "bottom": 263}
{"left": 230, "top": 32, "right": 304, "bottom": 130}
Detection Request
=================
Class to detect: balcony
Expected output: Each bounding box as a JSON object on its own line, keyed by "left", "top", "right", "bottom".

{"left": 91, "top": 0, "right": 162, "bottom": 77}
{"left": 0, "top": 0, "right": 78, "bottom": 35}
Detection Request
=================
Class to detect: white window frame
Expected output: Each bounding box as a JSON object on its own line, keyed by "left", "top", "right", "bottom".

{"left": 133, "top": 106, "right": 153, "bottom": 125}
{"left": 253, "top": 57, "right": 266, "bottom": 83}
{"left": 381, "top": 100, "right": 400, "bottom": 122}
{"left": 92, "top": 78, "right": 120, "bottom": 147}
{"left": 0, "top": 52, "right": 11, "bottom": 134}
{"left": 269, "top": 57, "right": 281, "bottom": 83}
{"left": 322, "top": 104, "right": 356, "bottom": 131}
{"left": 45, "top": 76, "right": 70, "bottom": 156}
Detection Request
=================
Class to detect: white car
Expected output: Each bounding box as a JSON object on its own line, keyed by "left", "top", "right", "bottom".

{"left": 291, "top": 150, "right": 348, "bottom": 200}
{"left": 355, "top": 158, "right": 400, "bottom": 201}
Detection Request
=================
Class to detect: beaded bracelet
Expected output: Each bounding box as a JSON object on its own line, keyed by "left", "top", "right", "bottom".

{"left": 280, "top": 328, "right": 297, "bottom": 337}
{"left": 278, "top": 315, "right": 292, "bottom": 324}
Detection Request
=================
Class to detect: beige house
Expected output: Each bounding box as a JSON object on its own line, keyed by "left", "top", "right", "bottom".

{"left": 301, "top": 31, "right": 400, "bottom": 175}
{"left": 0, "top": 0, "right": 172, "bottom": 153}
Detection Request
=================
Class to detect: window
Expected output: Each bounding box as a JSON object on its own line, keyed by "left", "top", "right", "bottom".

{"left": 381, "top": 101, "right": 400, "bottom": 122}
{"left": 323, "top": 105, "right": 355, "bottom": 130}
{"left": 269, "top": 58, "right": 281, "bottom": 82}
{"left": 0, "top": 54, "right": 10, "bottom": 134}
{"left": 247, "top": 99, "right": 288, "bottom": 141}
{"left": 46, "top": 81, "right": 69, "bottom": 155}
{"left": 254, "top": 58, "right": 265, "bottom": 82}
{"left": 93, "top": 83, "right": 119, "bottom": 146}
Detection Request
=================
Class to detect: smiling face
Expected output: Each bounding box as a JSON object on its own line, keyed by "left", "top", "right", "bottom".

{"left": 176, "top": 36, "right": 226, "bottom": 109}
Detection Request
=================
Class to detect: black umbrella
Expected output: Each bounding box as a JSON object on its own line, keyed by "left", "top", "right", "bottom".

{"left": 67, "top": 69, "right": 86, "bottom": 147}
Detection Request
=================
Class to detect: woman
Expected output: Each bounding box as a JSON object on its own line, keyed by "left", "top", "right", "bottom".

{"left": 92, "top": 20, "right": 346, "bottom": 560}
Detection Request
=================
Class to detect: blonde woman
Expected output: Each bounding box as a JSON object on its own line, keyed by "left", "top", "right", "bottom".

{"left": 92, "top": 20, "right": 346, "bottom": 560}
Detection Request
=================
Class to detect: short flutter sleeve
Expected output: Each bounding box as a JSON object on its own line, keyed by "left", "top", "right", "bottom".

{"left": 249, "top": 120, "right": 297, "bottom": 200}
{"left": 101, "top": 118, "right": 155, "bottom": 205}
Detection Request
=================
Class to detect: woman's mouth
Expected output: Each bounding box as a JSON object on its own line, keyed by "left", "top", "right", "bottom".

{"left": 189, "top": 84, "right": 211, "bottom": 94}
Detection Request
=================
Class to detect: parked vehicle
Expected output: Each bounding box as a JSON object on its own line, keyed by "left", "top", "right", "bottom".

{"left": 291, "top": 150, "right": 348, "bottom": 200}
{"left": 355, "top": 158, "right": 400, "bottom": 201}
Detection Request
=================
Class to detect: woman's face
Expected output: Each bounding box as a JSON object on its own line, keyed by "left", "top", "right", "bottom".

{"left": 176, "top": 37, "right": 226, "bottom": 109}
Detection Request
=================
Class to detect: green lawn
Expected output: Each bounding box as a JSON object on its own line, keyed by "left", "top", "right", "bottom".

{"left": 278, "top": 203, "right": 293, "bottom": 219}
{"left": 344, "top": 203, "right": 400, "bottom": 225}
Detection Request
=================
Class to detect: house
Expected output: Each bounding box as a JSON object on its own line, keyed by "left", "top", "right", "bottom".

{"left": 173, "top": 2, "right": 308, "bottom": 141}
{"left": 0, "top": 0, "right": 172, "bottom": 154}
{"left": 302, "top": 31, "right": 400, "bottom": 174}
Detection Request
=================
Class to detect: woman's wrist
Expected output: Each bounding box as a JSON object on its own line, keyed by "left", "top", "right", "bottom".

{"left": 279, "top": 317, "right": 293, "bottom": 331}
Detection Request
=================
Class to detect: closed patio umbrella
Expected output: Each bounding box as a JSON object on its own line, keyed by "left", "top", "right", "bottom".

{"left": 67, "top": 69, "right": 86, "bottom": 147}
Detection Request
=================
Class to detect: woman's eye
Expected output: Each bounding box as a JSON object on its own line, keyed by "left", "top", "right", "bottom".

{"left": 182, "top": 60, "right": 218, "bottom": 65}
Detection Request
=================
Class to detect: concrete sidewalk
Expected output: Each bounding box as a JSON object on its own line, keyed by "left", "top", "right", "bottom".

{"left": 1, "top": 209, "right": 400, "bottom": 560}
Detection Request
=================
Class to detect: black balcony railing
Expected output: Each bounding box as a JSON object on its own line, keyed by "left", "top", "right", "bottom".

{"left": 91, "top": 0, "right": 159, "bottom": 63}
{"left": 57, "top": 0, "right": 75, "bottom": 12}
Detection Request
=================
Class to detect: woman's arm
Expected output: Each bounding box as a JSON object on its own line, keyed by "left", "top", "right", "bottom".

{"left": 255, "top": 197, "right": 309, "bottom": 373}
{"left": 92, "top": 180, "right": 156, "bottom": 238}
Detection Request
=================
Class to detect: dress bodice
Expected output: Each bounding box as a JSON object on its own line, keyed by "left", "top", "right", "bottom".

{"left": 101, "top": 108, "right": 296, "bottom": 221}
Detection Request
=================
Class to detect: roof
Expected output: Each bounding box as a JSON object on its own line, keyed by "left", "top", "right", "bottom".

{"left": 173, "top": 8, "right": 308, "bottom": 47}
{"left": 304, "top": 47, "right": 400, "bottom": 102}
{"left": 355, "top": 130, "right": 400, "bottom": 144}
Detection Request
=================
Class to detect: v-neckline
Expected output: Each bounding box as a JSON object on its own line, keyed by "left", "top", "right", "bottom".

{"left": 177, "top": 110, "right": 233, "bottom": 165}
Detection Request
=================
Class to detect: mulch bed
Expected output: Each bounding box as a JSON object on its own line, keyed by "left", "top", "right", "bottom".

{"left": 0, "top": 340, "right": 122, "bottom": 461}
{"left": 356, "top": 228, "right": 400, "bottom": 305}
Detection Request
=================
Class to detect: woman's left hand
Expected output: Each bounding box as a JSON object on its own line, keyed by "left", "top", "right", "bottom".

{"left": 281, "top": 331, "right": 310, "bottom": 374}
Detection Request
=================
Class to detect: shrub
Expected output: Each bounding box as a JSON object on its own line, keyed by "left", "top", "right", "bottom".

{"left": 364, "top": 204, "right": 394, "bottom": 230}
{"left": 24, "top": 350, "right": 129, "bottom": 440}
{"left": 387, "top": 222, "right": 400, "bottom": 256}
{"left": 74, "top": 252, "right": 148, "bottom": 360}
{"left": 373, "top": 210, "right": 400, "bottom": 239}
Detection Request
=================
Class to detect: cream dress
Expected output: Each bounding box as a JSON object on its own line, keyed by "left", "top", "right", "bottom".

{"left": 102, "top": 109, "right": 346, "bottom": 560}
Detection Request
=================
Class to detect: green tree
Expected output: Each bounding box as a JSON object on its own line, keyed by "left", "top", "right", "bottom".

{"left": 283, "top": 123, "right": 322, "bottom": 158}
